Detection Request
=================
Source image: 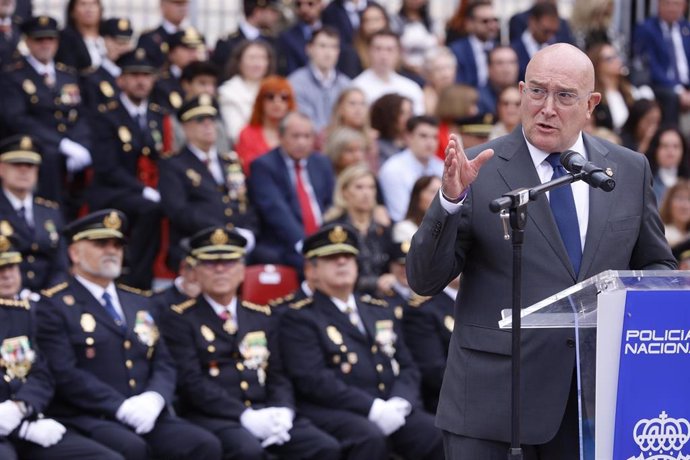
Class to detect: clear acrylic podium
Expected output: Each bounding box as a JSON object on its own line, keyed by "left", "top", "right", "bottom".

{"left": 498, "top": 270, "right": 690, "bottom": 460}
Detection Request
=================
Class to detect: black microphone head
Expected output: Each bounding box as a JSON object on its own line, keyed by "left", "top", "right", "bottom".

{"left": 559, "top": 150, "right": 583, "bottom": 170}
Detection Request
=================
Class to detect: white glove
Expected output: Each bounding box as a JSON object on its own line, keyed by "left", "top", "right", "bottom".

{"left": 368, "top": 398, "right": 405, "bottom": 435}
{"left": 234, "top": 227, "right": 256, "bottom": 253}
{"left": 240, "top": 408, "right": 276, "bottom": 440}
{"left": 59, "top": 138, "right": 92, "bottom": 172}
{"left": 18, "top": 419, "right": 66, "bottom": 447}
{"left": 0, "top": 400, "right": 25, "bottom": 436}
{"left": 270, "top": 407, "right": 294, "bottom": 432}
{"left": 387, "top": 397, "right": 412, "bottom": 417}
{"left": 261, "top": 429, "right": 291, "bottom": 448}
{"left": 116, "top": 391, "right": 165, "bottom": 434}
{"left": 142, "top": 186, "right": 161, "bottom": 203}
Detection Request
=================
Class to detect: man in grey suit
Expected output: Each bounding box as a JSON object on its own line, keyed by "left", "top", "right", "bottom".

{"left": 407, "top": 43, "right": 676, "bottom": 459}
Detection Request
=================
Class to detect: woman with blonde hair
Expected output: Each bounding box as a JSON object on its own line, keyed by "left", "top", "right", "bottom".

{"left": 324, "top": 164, "right": 395, "bottom": 295}
{"left": 324, "top": 127, "right": 368, "bottom": 176}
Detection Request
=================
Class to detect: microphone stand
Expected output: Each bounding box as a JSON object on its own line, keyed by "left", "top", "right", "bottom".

{"left": 489, "top": 171, "right": 587, "bottom": 460}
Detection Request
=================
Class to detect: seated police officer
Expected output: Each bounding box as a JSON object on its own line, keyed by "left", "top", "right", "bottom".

{"left": 160, "top": 226, "right": 340, "bottom": 460}
{"left": 0, "top": 135, "right": 68, "bottom": 293}
{"left": 280, "top": 223, "right": 444, "bottom": 460}
{"left": 0, "top": 228, "right": 122, "bottom": 459}
{"left": 90, "top": 49, "right": 164, "bottom": 289}
{"left": 35, "top": 209, "right": 221, "bottom": 460}
{"left": 159, "top": 95, "right": 258, "bottom": 270}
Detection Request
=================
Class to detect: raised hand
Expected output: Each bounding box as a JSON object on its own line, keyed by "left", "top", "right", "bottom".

{"left": 441, "top": 134, "right": 494, "bottom": 201}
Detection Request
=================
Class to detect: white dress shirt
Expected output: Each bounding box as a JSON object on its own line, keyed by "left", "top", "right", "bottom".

{"left": 3, "top": 189, "right": 33, "bottom": 227}
{"left": 75, "top": 276, "right": 125, "bottom": 320}
{"left": 331, "top": 294, "right": 365, "bottom": 334}
{"left": 26, "top": 55, "right": 56, "bottom": 84}
{"left": 468, "top": 35, "right": 491, "bottom": 87}
{"left": 205, "top": 294, "right": 239, "bottom": 329}
{"left": 661, "top": 20, "right": 690, "bottom": 85}
{"left": 352, "top": 68, "right": 425, "bottom": 115}
{"left": 188, "top": 144, "right": 225, "bottom": 185}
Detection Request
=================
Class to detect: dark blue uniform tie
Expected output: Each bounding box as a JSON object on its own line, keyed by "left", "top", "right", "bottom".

{"left": 546, "top": 153, "right": 582, "bottom": 276}
{"left": 102, "top": 292, "right": 126, "bottom": 331}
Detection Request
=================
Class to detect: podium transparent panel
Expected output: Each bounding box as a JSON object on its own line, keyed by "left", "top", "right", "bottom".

{"left": 498, "top": 270, "right": 690, "bottom": 460}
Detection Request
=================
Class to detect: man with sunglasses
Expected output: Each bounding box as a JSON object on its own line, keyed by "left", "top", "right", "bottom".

{"left": 35, "top": 209, "right": 222, "bottom": 460}
{"left": 160, "top": 226, "right": 340, "bottom": 460}
{"left": 407, "top": 43, "right": 675, "bottom": 458}
{"left": 448, "top": 0, "right": 499, "bottom": 88}
{"left": 510, "top": 1, "right": 561, "bottom": 81}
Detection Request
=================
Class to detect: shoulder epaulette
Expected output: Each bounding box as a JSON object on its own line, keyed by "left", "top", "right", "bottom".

{"left": 241, "top": 300, "right": 271, "bottom": 316}
{"left": 34, "top": 196, "right": 59, "bottom": 209}
{"left": 359, "top": 294, "right": 388, "bottom": 307}
{"left": 149, "top": 102, "right": 161, "bottom": 112}
{"left": 269, "top": 292, "right": 294, "bottom": 307}
{"left": 0, "top": 298, "right": 30, "bottom": 309}
{"left": 289, "top": 297, "right": 313, "bottom": 310}
{"left": 80, "top": 66, "right": 97, "bottom": 76}
{"left": 171, "top": 298, "right": 197, "bottom": 314}
{"left": 117, "top": 284, "right": 152, "bottom": 297}
{"left": 55, "top": 62, "right": 76, "bottom": 74}
{"left": 41, "top": 282, "right": 68, "bottom": 298}
{"left": 408, "top": 293, "right": 432, "bottom": 308}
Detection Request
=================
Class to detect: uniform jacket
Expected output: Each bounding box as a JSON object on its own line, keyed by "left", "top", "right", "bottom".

{"left": 0, "top": 22, "right": 21, "bottom": 66}
{"left": 36, "top": 278, "right": 176, "bottom": 419}
{"left": 89, "top": 99, "right": 164, "bottom": 209}
{"left": 55, "top": 26, "right": 92, "bottom": 71}
{"left": 0, "top": 195, "right": 68, "bottom": 292}
{"left": 279, "top": 23, "right": 310, "bottom": 76}
{"left": 79, "top": 65, "right": 120, "bottom": 114}
{"left": 137, "top": 25, "right": 173, "bottom": 69}
{"left": 402, "top": 291, "right": 454, "bottom": 412}
{"left": 0, "top": 297, "right": 53, "bottom": 415}
{"left": 280, "top": 290, "right": 421, "bottom": 415}
{"left": 406, "top": 127, "right": 676, "bottom": 443}
{"left": 160, "top": 295, "right": 293, "bottom": 420}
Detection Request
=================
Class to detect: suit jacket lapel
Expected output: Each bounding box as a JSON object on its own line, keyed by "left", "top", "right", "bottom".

{"left": 578, "top": 134, "right": 616, "bottom": 281}
{"left": 355, "top": 300, "right": 377, "bottom": 342}
{"left": 315, "top": 292, "right": 369, "bottom": 344}
{"left": 494, "top": 129, "right": 574, "bottom": 277}
{"left": 0, "top": 193, "right": 32, "bottom": 238}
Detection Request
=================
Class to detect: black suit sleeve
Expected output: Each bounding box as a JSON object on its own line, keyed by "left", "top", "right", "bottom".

{"left": 264, "top": 320, "right": 295, "bottom": 409}
{"left": 91, "top": 115, "right": 145, "bottom": 193}
{"left": 402, "top": 307, "right": 445, "bottom": 397}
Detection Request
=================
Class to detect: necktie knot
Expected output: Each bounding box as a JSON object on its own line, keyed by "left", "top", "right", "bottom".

{"left": 545, "top": 152, "right": 563, "bottom": 170}
{"left": 102, "top": 292, "right": 125, "bottom": 330}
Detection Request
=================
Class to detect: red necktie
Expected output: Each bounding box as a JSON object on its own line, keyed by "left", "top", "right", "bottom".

{"left": 294, "top": 161, "right": 318, "bottom": 236}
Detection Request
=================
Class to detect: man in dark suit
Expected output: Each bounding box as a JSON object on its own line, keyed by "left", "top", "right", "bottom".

{"left": 137, "top": 0, "right": 189, "bottom": 69}
{"left": 508, "top": 0, "right": 575, "bottom": 45}
{"left": 280, "top": 223, "right": 444, "bottom": 460}
{"left": 0, "top": 135, "right": 68, "bottom": 293}
{"left": 0, "top": 16, "right": 92, "bottom": 208}
{"left": 248, "top": 111, "right": 335, "bottom": 269}
{"left": 160, "top": 226, "right": 340, "bottom": 460}
{"left": 279, "top": 0, "right": 324, "bottom": 75}
{"left": 407, "top": 43, "right": 676, "bottom": 458}
{"left": 510, "top": 2, "right": 561, "bottom": 81}
{"left": 89, "top": 49, "right": 164, "bottom": 289}
{"left": 321, "top": 0, "right": 378, "bottom": 46}
{"left": 634, "top": 0, "right": 690, "bottom": 124}
{"left": 80, "top": 17, "right": 134, "bottom": 114}
{"left": 35, "top": 209, "right": 222, "bottom": 460}
{"left": 0, "top": 231, "right": 125, "bottom": 460}
{"left": 159, "top": 95, "right": 259, "bottom": 270}
{"left": 448, "top": 0, "right": 499, "bottom": 88}
{"left": 212, "top": 0, "right": 281, "bottom": 80}
{"left": 477, "top": 46, "right": 519, "bottom": 118}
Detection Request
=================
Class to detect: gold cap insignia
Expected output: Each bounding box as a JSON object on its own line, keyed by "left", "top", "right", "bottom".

{"left": 135, "top": 48, "right": 146, "bottom": 60}
{"left": 20, "top": 136, "right": 32, "bottom": 150}
{"left": 80, "top": 313, "right": 96, "bottom": 333}
{"left": 103, "top": 211, "right": 122, "bottom": 230}
{"left": 401, "top": 241, "right": 411, "bottom": 254}
{"left": 328, "top": 226, "right": 347, "bottom": 244}
{"left": 210, "top": 229, "right": 229, "bottom": 245}
{"left": 118, "top": 126, "right": 132, "bottom": 144}
{"left": 199, "top": 93, "right": 212, "bottom": 106}
{"left": 118, "top": 19, "right": 129, "bottom": 31}
{"left": 0, "top": 236, "right": 10, "bottom": 252}
{"left": 0, "top": 220, "right": 13, "bottom": 236}
{"left": 39, "top": 16, "right": 49, "bottom": 26}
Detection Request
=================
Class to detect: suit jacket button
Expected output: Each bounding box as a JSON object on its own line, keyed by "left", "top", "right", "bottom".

{"left": 129, "top": 379, "right": 136, "bottom": 388}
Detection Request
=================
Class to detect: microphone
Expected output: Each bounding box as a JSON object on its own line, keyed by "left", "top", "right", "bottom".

{"left": 559, "top": 150, "right": 615, "bottom": 192}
